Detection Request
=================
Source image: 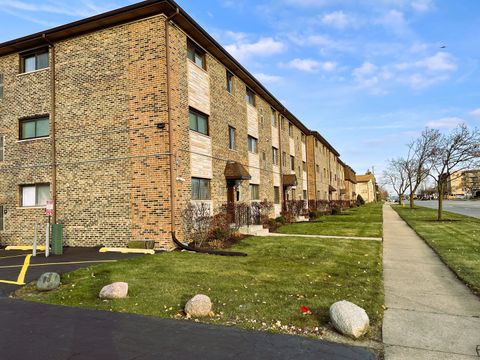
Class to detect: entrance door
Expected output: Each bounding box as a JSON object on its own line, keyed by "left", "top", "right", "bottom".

{"left": 227, "top": 181, "right": 236, "bottom": 223}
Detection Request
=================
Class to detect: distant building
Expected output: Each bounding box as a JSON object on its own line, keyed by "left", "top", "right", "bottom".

{"left": 356, "top": 172, "right": 377, "bottom": 203}
{"left": 447, "top": 170, "right": 480, "bottom": 198}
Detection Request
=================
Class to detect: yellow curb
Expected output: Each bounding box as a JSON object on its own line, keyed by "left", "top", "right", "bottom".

{"left": 0, "top": 260, "right": 117, "bottom": 269}
{"left": 5, "top": 246, "right": 46, "bottom": 251}
{"left": 99, "top": 247, "right": 155, "bottom": 255}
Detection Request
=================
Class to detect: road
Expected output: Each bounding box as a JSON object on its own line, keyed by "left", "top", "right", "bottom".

{"left": 416, "top": 200, "right": 480, "bottom": 218}
{"left": 0, "top": 248, "right": 376, "bottom": 360}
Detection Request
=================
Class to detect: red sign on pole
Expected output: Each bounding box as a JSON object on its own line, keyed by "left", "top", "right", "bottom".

{"left": 45, "top": 200, "right": 54, "bottom": 216}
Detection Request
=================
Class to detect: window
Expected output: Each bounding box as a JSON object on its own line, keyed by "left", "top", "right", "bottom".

{"left": 272, "top": 147, "right": 278, "bottom": 165}
{"left": 0, "top": 74, "right": 3, "bottom": 99}
{"left": 0, "top": 135, "right": 4, "bottom": 161}
{"left": 248, "top": 136, "right": 258, "bottom": 153}
{"left": 246, "top": 87, "right": 256, "bottom": 106}
{"left": 21, "top": 183, "right": 50, "bottom": 207}
{"left": 282, "top": 151, "right": 287, "bottom": 167}
{"left": 290, "top": 156, "right": 295, "bottom": 171}
{"left": 228, "top": 126, "right": 236, "bottom": 150}
{"left": 301, "top": 133, "right": 305, "bottom": 143}
{"left": 21, "top": 48, "right": 49, "bottom": 73}
{"left": 0, "top": 205, "right": 3, "bottom": 231}
{"left": 20, "top": 117, "right": 49, "bottom": 140}
{"left": 226, "top": 70, "right": 233, "bottom": 94}
{"left": 262, "top": 151, "right": 266, "bottom": 162}
{"left": 274, "top": 186, "right": 280, "bottom": 204}
{"left": 271, "top": 108, "right": 276, "bottom": 127}
{"left": 191, "top": 178, "right": 210, "bottom": 200}
{"left": 187, "top": 40, "right": 206, "bottom": 69}
{"left": 250, "top": 184, "right": 259, "bottom": 200}
{"left": 315, "top": 139, "right": 318, "bottom": 148}
{"left": 288, "top": 122, "right": 293, "bottom": 137}
{"left": 303, "top": 190, "right": 307, "bottom": 200}
{"left": 189, "top": 108, "right": 208, "bottom": 135}
{"left": 302, "top": 161, "right": 307, "bottom": 172}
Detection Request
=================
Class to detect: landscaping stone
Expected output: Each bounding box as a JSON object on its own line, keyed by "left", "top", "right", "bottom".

{"left": 36, "top": 272, "right": 61, "bottom": 291}
{"left": 99, "top": 282, "right": 128, "bottom": 299}
{"left": 184, "top": 294, "right": 212, "bottom": 318}
{"left": 329, "top": 300, "right": 369, "bottom": 338}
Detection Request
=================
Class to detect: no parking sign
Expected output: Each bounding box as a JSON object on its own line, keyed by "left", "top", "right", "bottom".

{"left": 45, "top": 200, "right": 54, "bottom": 216}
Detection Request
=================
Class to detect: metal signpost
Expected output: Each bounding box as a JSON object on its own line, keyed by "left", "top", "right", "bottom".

{"left": 45, "top": 200, "right": 54, "bottom": 258}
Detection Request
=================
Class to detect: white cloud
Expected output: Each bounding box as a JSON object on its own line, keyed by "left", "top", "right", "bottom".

{"left": 321, "top": 11, "right": 350, "bottom": 29}
{"left": 470, "top": 109, "right": 480, "bottom": 118}
{"left": 286, "top": 58, "right": 337, "bottom": 72}
{"left": 0, "top": 0, "right": 118, "bottom": 18}
{"left": 225, "top": 37, "right": 286, "bottom": 61}
{"left": 352, "top": 52, "right": 457, "bottom": 92}
{"left": 426, "top": 117, "right": 465, "bottom": 129}
{"left": 254, "top": 73, "right": 283, "bottom": 84}
{"left": 375, "top": 10, "right": 411, "bottom": 36}
{"left": 411, "top": 0, "right": 435, "bottom": 12}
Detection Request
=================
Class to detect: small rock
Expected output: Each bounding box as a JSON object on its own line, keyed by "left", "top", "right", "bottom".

{"left": 184, "top": 294, "right": 212, "bottom": 318}
{"left": 329, "top": 300, "right": 369, "bottom": 338}
{"left": 36, "top": 272, "right": 61, "bottom": 291}
{"left": 99, "top": 282, "right": 128, "bottom": 299}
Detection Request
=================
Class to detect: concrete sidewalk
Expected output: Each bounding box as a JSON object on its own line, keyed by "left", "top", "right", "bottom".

{"left": 382, "top": 205, "right": 480, "bottom": 359}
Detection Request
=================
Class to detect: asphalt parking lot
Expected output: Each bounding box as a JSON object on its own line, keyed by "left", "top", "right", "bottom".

{"left": 0, "top": 247, "right": 142, "bottom": 297}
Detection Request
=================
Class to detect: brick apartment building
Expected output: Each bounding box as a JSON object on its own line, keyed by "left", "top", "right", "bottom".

{"left": 0, "top": 0, "right": 356, "bottom": 249}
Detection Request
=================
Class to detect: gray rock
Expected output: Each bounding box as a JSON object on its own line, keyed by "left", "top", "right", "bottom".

{"left": 99, "top": 282, "right": 128, "bottom": 299}
{"left": 36, "top": 272, "right": 61, "bottom": 291}
{"left": 184, "top": 294, "right": 212, "bottom": 318}
{"left": 329, "top": 300, "right": 370, "bottom": 338}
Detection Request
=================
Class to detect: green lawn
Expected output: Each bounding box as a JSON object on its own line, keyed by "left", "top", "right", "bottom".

{"left": 393, "top": 205, "right": 480, "bottom": 295}
{"left": 17, "top": 236, "right": 384, "bottom": 339}
{"left": 277, "top": 203, "right": 383, "bottom": 238}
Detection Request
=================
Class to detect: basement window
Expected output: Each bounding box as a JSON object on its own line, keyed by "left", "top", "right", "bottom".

{"left": 21, "top": 48, "right": 49, "bottom": 73}
{"left": 187, "top": 40, "right": 206, "bottom": 69}
{"left": 20, "top": 116, "right": 49, "bottom": 140}
{"left": 192, "top": 178, "right": 210, "bottom": 200}
{"left": 21, "top": 183, "right": 50, "bottom": 207}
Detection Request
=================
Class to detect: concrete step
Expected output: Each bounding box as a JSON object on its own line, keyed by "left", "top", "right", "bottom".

{"left": 238, "top": 225, "right": 269, "bottom": 236}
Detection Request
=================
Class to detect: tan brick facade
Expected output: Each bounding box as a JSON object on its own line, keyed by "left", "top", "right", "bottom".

{"left": 0, "top": 2, "right": 357, "bottom": 249}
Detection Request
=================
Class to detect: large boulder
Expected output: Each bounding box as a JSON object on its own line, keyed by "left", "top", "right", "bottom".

{"left": 36, "top": 272, "right": 61, "bottom": 291}
{"left": 99, "top": 282, "right": 128, "bottom": 299}
{"left": 184, "top": 294, "right": 212, "bottom": 318}
{"left": 329, "top": 300, "right": 370, "bottom": 338}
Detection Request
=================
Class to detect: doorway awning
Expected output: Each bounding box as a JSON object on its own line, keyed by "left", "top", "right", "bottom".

{"left": 282, "top": 174, "right": 297, "bottom": 187}
{"left": 329, "top": 185, "right": 337, "bottom": 193}
{"left": 224, "top": 161, "right": 251, "bottom": 181}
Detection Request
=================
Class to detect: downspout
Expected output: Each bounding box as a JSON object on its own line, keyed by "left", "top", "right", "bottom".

{"left": 277, "top": 111, "right": 284, "bottom": 211}
{"left": 312, "top": 137, "right": 317, "bottom": 207}
{"left": 43, "top": 34, "right": 56, "bottom": 224}
{"left": 165, "top": 8, "right": 180, "bottom": 235}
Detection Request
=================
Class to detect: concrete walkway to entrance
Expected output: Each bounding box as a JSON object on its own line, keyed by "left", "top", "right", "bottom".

{"left": 382, "top": 205, "right": 480, "bottom": 359}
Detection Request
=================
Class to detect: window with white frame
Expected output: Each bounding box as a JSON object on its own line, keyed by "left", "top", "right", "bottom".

{"left": 21, "top": 183, "right": 50, "bottom": 207}
{"left": 250, "top": 184, "right": 259, "bottom": 200}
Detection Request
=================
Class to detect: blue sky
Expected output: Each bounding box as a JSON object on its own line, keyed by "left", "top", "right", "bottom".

{"left": 1, "top": 0, "right": 479, "bottom": 177}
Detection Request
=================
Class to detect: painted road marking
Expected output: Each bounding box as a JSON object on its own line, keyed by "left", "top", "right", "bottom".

{"left": 0, "top": 259, "right": 117, "bottom": 270}
{"left": 0, "top": 252, "right": 44, "bottom": 261}
{"left": 0, "top": 254, "right": 32, "bottom": 285}
{"left": 5, "top": 246, "right": 46, "bottom": 251}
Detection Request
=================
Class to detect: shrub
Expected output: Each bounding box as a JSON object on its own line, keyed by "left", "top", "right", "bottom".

{"left": 275, "top": 216, "right": 287, "bottom": 225}
{"left": 182, "top": 202, "right": 212, "bottom": 248}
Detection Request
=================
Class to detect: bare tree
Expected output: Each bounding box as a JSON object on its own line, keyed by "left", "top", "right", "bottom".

{"left": 429, "top": 124, "right": 480, "bottom": 220}
{"left": 404, "top": 128, "right": 441, "bottom": 209}
{"left": 382, "top": 158, "right": 408, "bottom": 205}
